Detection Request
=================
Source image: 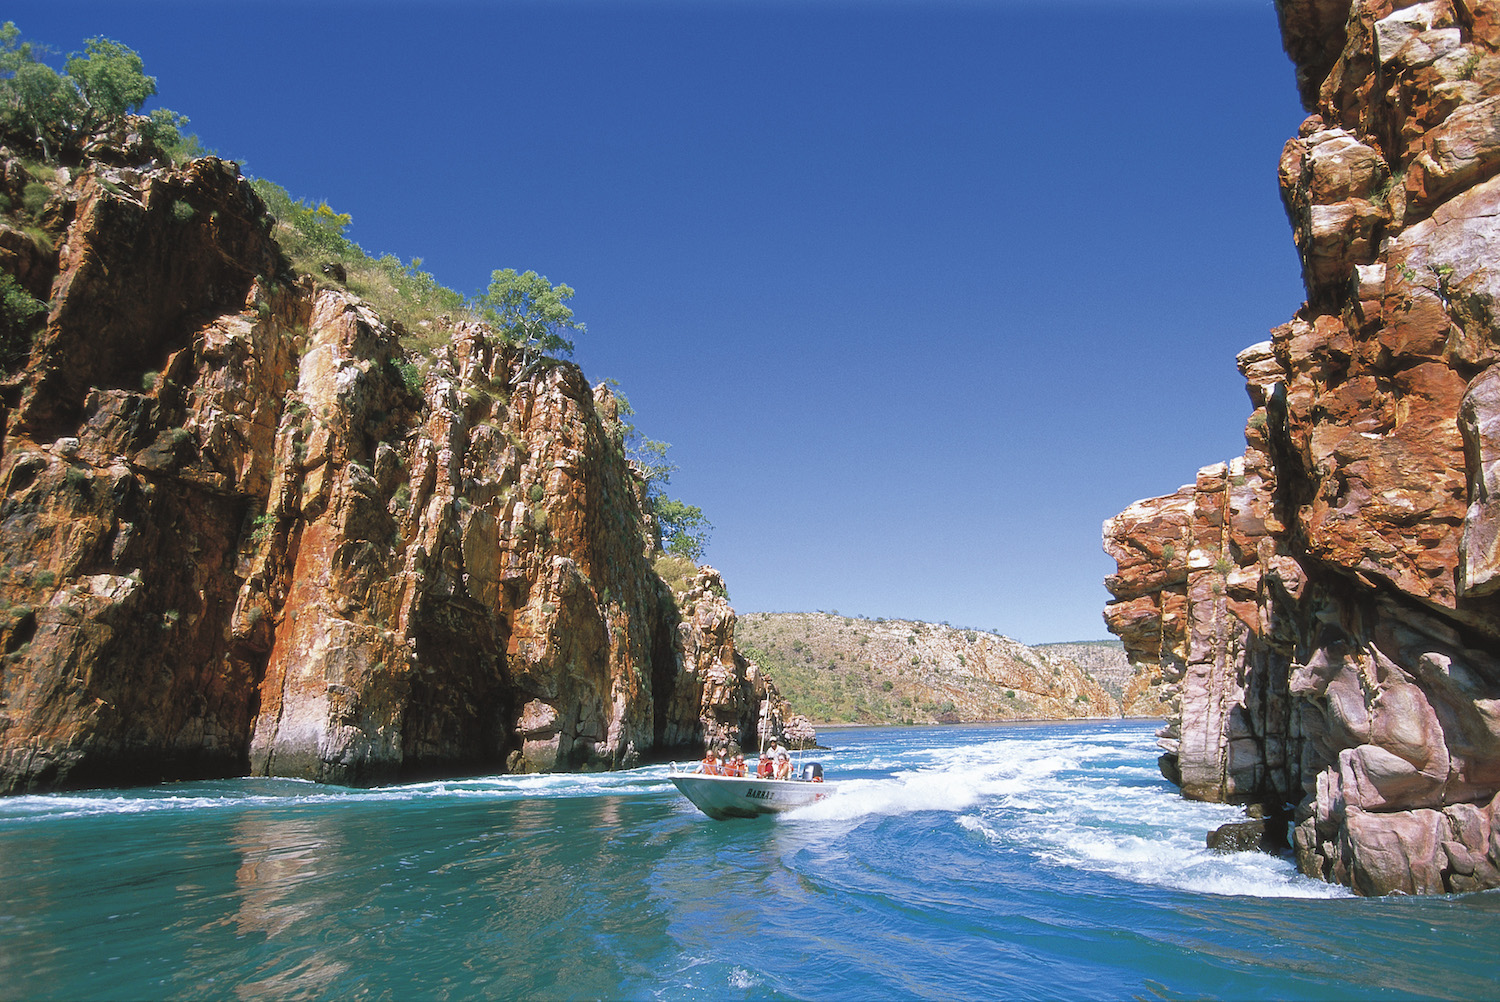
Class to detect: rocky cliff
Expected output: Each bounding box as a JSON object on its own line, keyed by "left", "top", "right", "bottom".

{"left": 0, "top": 127, "right": 804, "bottom": 792}
{"left": 1104, "top": 0, "right": 1500, "bottom": 895}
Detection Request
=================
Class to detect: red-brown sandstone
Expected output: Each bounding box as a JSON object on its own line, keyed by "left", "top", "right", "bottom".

{"left": 0, "top": 133, "right": 803, "bottom": 792}
{"left": 1105, "top": 0, "right": 1500, "bottom": 895}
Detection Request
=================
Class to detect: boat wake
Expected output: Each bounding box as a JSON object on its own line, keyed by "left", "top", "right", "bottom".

{"left": 0, "top": 768, "right": 682, "bottom": 823}
{"left": 1, "top": 724, "right": 1349, "bottom": 899}
{"left": 785, "top": 727, "right": 1349, "bottom": 899}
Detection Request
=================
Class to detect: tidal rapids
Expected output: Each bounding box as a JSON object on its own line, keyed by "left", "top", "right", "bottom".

{"left": 2, "top": 721, "right": 1497, "bottom": 1000}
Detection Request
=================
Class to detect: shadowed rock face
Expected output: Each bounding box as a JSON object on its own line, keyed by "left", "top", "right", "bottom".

{"left": 0, "top": 134, "right": 804, "bottom": 793}
{"left": 1104, "top": 0, "right": 1500, "bottom": 895}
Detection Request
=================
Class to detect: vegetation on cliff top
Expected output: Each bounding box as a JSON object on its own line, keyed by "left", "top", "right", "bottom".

{"left": 607, "top": 390, "right": 712, "bottom": 562}
{"left": 243, "top": 179, "right": 469, "bottom": 349}
{"left": 0, "top": 23, "right": 198, "bottom": 162}
{"left": 0, "top": 23, "right": 192, "bottom": 357}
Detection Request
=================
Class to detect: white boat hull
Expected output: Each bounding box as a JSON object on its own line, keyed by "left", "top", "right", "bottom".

{"left": 669, "top": 773, "right": 835, "bottom": 820}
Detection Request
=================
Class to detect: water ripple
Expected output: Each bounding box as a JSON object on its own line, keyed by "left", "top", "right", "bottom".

{"left": 1, "top": 722, "right": 1495, "bottom": 1001}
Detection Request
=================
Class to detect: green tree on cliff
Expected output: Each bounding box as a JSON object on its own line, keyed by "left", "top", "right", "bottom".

{"left": 65, "top": 37, "right": 157, "bottom": 133}
{"left": 613, "top": 403, "right": 713, "bottom": 561}
{"left": 0, "top": 24, "right": 190, "bottom": 161}
{"left": 0, "top": 23, "right": 77, "bottom": 159}
{"left": 0, "top": 271, "right": 46, "bottom": 369}
{"left": 475, "top": 268, "right": 585, "bottom": 379}
{"left": 600, "top": 381, "right": 711, "bottom": 561}
{"left": 654, "top": 496, "right": 712, "bottom": 561}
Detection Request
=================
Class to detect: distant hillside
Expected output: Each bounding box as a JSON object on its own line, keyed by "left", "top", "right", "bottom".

{"left": 1032, "top": 641, "right": 1129, "bottom": 698}
{"left": 1032, "top": 640, "right": 1170, "bottom": 719}
{"left": 737, "top": 613, "right": 1119, "bottom": 725}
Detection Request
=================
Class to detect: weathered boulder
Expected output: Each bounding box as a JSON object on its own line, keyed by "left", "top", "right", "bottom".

{"left": 1206, "top": 803, "right": 1292, "bottom": 855}
{"left": 1208, "top": 819, "right": 1268, "bottom": 853}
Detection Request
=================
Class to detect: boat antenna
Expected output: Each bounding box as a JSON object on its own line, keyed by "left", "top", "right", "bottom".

{"left": 758, "top": 697, "right": 768, "bottom": 758}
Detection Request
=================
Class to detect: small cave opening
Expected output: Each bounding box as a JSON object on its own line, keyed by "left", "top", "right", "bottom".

{"left": 5, "top": 608, "right": 37, "bottom": 654}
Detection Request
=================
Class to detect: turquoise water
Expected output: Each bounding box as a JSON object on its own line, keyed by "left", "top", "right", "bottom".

{"left": 2, "top": 721, "right": 1498, "bottom": 1000}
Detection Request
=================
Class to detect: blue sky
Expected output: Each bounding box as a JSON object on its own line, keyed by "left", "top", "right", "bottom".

{"left": 15, "top": 0, "right": 1308, "bottom": 642}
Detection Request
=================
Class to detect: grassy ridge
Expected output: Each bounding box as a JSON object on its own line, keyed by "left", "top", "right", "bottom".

{"left": 248, "top": 179, "right": 472, "bottom": 351}
{"left": 737, "top": 612, "right": 1123, "bottom": 725}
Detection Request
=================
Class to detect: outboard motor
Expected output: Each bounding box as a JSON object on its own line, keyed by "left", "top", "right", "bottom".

{"left": 801, "top": 762, "right": 823, "bottom": 782}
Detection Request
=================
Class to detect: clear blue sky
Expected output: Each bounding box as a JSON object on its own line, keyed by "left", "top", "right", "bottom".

{"left": 14, "top": 0, "right": 1308, "bottom": 642}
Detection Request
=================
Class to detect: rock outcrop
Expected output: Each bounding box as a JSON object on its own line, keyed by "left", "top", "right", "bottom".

{"left": 1104, "top": 0, "right": 1500, "bottom": 895}
{"left": 663, "top": 567, "right": 815, "bottom": 752}
{"left": 1036, "top": 640, "right": 1172, "bottom": 718}
{"left": 0, "top": 132, "right": 805, "bottom": 792}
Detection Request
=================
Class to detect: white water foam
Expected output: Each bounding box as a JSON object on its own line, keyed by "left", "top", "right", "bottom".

{"left": 795, "top": 728, "right": 1349, "bottom": 899}
{"left": 0, "top": 727, "right": 1354, "bottom": 901}
{"left": 788, "top": 749, "right": 1078, "bottom": 822}
{"left": 0, "top": 766, "right": 682, "bottom": 823}
{"left": 958, "top": 810, "right": 1345, "bottom": 900}
{"left": 726, "top": 966, "right": 762, "bottom": 990}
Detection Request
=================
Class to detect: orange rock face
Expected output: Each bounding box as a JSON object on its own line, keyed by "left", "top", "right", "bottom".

{"left": 1105, "top": 0, "right": 1500, "bottom": 894}
{"left": 0, "top": 134, "right": 800, "bottom": 792}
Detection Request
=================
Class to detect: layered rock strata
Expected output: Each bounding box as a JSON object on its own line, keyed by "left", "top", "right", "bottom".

{"left": 1104, "top": 0, "right": 1500, "bottom": 895}
{"left": 0, "top": 134, "right": 802, "bottom": 792}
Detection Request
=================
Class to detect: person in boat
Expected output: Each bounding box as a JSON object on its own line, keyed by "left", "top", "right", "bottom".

{"left": 698, "top": 748, "right": 721, "bottom": 775}
{"left": 757, "top": 750, "right": 773, "bottom": 778}
{"left": 730, "top": 753, "right": 746, "bottom": 777}
{"left": 773, "top": 740, "right": 792, "bottom": 780}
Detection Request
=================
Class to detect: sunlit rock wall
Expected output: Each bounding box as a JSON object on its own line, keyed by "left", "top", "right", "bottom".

{"left": 0, "top": 134, "right": 804, "bottom": 792}
{"left": 1104, "top": 0, "right": 1500, "bottom": 895}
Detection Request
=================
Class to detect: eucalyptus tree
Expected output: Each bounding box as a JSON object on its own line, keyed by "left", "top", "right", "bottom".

{"left": 0, "top": 24, "right": 164, "bottom": 159}
{"left": 0, "top": 23, "right": 76, "bottom": 159}
{"left": 624, "top": 431, "right": 713, "bottom": 560}
{"left": 605, "top": 383, "right": 714, "bottom": 561}
{"left": 65, "top": 37, "right": 157, "bottom": 133}
{"left": 476, "top": 268, "right": 585, "bottom": 380}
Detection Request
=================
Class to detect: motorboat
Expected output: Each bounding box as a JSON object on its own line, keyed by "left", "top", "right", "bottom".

{"left": 669, "top": 762, "right": 835, "bottom": 820}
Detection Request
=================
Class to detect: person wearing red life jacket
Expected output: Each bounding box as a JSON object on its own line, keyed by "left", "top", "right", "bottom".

{"left": 772, "top": 740, "right": 792, "bottom": 780}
